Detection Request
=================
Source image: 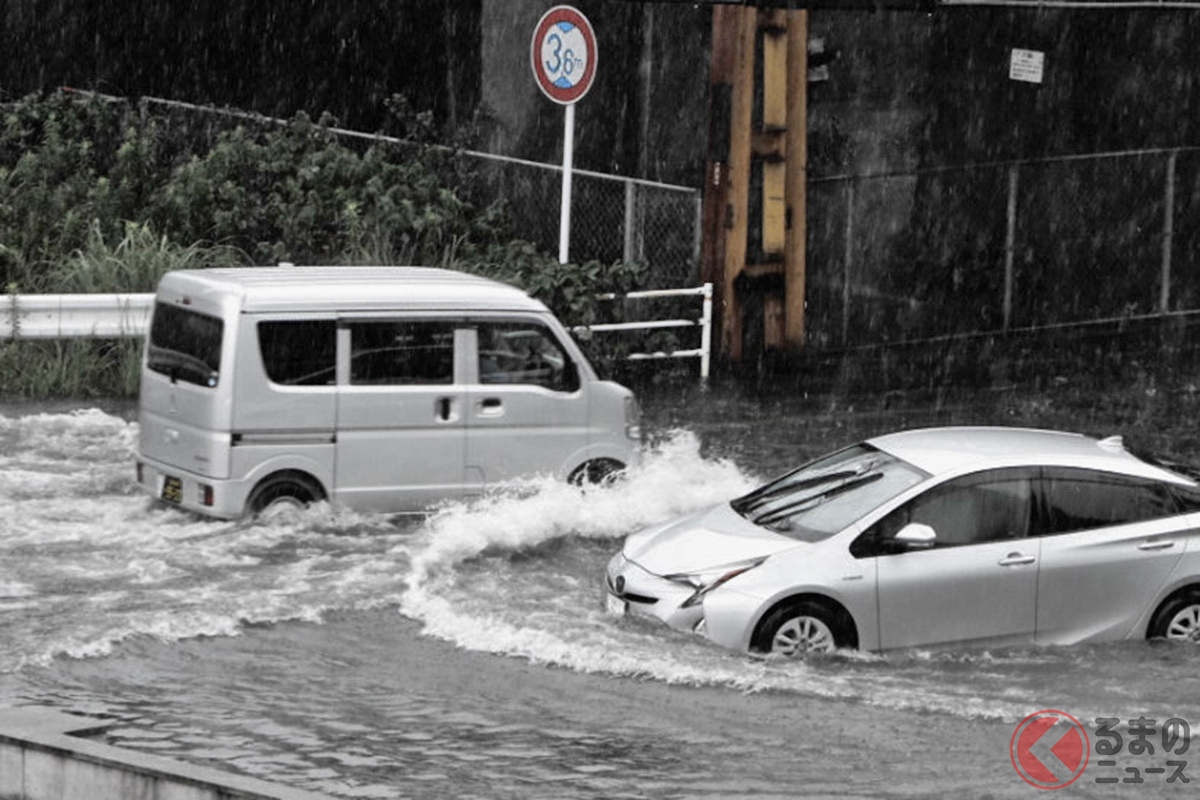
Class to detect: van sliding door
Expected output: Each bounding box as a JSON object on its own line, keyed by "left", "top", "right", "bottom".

{"left": 334, "top": 319, "right": 466, "bottom": 512}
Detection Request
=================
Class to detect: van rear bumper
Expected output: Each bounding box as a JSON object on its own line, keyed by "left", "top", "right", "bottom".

{"left": 135, "top": 454, "right": 249, "bottom": 520}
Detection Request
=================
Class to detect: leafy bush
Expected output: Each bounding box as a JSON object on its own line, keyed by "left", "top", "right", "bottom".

{"left": 0, "top": 91, "right": 651, "bottom": 397}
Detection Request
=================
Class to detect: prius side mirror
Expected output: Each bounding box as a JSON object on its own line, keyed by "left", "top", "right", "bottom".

{"left": 895, "top": 522, "right": 937, "bottom": 550}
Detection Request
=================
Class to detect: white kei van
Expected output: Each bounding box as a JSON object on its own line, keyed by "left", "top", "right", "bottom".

{"left": 135, "top": 266, "right": 642, "bottom": 519}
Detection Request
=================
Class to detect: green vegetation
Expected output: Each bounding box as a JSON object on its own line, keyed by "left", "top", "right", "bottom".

{"left": 0, "top": 91, "right": 646, "bottom": 398}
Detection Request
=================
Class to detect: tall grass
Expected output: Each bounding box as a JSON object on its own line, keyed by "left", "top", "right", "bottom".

{"left": 3, "top": 222, "right": 244, "bottom": 398}
{"left": 0, "top": 338, "right": 144, "bottom": 399}
{"left": 47, "top": 220, "right": 244, "bottom": 294}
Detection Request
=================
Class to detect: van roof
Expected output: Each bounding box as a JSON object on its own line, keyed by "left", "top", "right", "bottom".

{"left": 158, "top": 266, "right": 550, "bottom": 314}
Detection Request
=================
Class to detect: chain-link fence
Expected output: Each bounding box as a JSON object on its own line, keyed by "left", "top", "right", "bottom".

{"left": 460, "top": 153, "right": 701, "bottom": 290}
{"left": 806, "top": 147, "right": 1200, "bottom": 351}
{"left": 96, "top": 92, "right": 702, "bottom": 291}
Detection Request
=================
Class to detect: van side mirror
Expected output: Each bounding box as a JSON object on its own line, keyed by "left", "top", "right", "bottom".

{"left": 894, "top": 523, "right": 937, "bottom": 550}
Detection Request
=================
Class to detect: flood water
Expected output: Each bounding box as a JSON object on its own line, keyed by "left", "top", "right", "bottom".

{"left": 2, "top": 392, "right": 1198, "bottom": 798}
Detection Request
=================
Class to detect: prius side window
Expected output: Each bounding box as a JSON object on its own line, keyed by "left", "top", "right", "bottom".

{"left": 852, "top": 471, "right": 1033, "bottom": 557}
{"left": 1040, "top": 470, "right": 1176, "bottom": 535}
{"left": 258, "top": 320, "right": 336, "bottom": 386}
{"left": 349, "top": 321, "right": 455, "bottom": 385}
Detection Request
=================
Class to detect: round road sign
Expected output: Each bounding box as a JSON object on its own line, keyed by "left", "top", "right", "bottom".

{"left": 531, "top": 6, "right": 597, "bottom": 105}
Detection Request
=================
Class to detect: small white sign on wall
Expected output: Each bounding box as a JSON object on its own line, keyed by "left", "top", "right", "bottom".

{"left": 1009, "top": 48, "right": 1045, "bottom": 84}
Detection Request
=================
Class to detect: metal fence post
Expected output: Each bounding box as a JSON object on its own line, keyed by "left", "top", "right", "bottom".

{"left": 700, "top": 282, "right": 713, "bottom": 380}
{"left": 624, "top": 179, "right": 637, "bottom": 265}
{"left": 842, "top": 179, "right": 855, "bottom": 345}
{"left": 1162, "top": 150, "right": 1177, "bottom": 314}
{"left": 1004, "top": 164, "right": 1019, "bottom": 331}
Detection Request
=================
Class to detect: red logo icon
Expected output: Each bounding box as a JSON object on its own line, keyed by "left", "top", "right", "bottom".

{"left": 1011, "top": 710, "right": 1089, "bottom": 789}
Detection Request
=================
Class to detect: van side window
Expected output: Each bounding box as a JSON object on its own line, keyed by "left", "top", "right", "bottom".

{"left": 258, "top": 320, "right": 336, "bottom": 386}
{"left": 349, "top": 321, "right": 455, "bottom": 385}
{"left": 477, "top": 322, "right": 579, "bottom": 392}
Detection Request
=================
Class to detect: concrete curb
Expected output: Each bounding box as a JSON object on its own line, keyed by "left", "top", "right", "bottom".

{"left": 0, "top": 706, "right": 336, "bottom": 800}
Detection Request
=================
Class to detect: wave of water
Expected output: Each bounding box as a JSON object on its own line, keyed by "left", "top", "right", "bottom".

{"left": 4, "top": 407, "right": 1200, "bottom": 728}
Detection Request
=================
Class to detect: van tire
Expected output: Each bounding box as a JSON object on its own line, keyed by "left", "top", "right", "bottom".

{"left": 246, "top": 472, "right": 325, "bottom": 518}
{"left": 569, "top": 458, "right": 626, "bottom": 486}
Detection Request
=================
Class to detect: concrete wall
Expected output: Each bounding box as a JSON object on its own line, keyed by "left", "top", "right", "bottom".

{"left": 0, "top": 707, "right": 334, "bottom": 800}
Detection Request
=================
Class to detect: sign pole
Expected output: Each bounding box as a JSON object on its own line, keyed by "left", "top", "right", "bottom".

{"left": 531, "top": 5, "right": 596, "bottom": 266}
{"left": 559, "top": 102, "right": 575, "bottom": 264}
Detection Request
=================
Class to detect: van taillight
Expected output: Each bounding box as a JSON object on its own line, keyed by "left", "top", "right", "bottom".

{"left": 199, "top": 484, "right": 214, "bottom": 506}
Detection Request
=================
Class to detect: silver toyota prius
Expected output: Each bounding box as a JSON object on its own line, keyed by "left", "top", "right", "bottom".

{"left": 605, "top": 427, "right": 1200, "bottom": 655}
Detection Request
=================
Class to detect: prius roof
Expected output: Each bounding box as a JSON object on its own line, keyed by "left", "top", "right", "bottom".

{"left": 868, "top": 426, "right": 1190, "bottom": 484}
{"left": 157, "top": 266, "right": 549, "bottom": 314}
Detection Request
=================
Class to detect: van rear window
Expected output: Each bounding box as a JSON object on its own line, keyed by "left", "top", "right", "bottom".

{"left": 258, "top": 320, "right": 336, "bottom": 386}
{"left": 147, "top": 303, "right": 223, "bottom": 387}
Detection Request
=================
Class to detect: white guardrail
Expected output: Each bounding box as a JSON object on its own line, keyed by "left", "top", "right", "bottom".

{"left": 0, "top": 293, "right": 154, "bottom": 339}
{"left": 2, "top": 283, "right": 713, "bottom": 380}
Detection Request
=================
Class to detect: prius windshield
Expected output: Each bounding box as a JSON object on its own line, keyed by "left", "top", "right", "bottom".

{"left": 732, "top": 444, "right": 928, "bottom": 542}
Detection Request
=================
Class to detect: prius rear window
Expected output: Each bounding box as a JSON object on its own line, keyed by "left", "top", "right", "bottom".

{"left": 147, "top": 303, "right": 223, "bottom": 387}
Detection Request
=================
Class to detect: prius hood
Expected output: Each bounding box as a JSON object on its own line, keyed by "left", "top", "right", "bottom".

{"left": 623, "top": 502, "right": 802, "bottom": 575}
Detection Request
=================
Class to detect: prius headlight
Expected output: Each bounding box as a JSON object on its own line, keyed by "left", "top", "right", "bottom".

{"left": 666, "top": 557, "right": 767, "bottom": 608}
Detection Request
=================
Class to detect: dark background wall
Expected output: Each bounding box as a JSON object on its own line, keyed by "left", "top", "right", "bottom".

{"left": 3, "top": 2, "right": 1199, "bottom": 356}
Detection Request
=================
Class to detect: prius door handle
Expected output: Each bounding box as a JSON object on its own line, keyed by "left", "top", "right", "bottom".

{"left": 998, "top": 553, "right": 1036, "bottom": 567}
{"left": 1138, "top": 540, "right": 1176, "bottom": 551}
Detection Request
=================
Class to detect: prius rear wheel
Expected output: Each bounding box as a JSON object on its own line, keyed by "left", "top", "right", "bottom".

{"left": 1149, "top": 591, "right": 1200, "bottom": 643}
{"left": 246, "top": 472, "right": 324, "bottom": 519}
{"left": 753, "top": 600, "right": 854, "bottom": 656}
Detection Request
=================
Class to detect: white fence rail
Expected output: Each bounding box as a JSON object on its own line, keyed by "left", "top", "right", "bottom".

{"left": 3, "top": 284, "right": 713, "bottom": 380}
{"left": 1, "top": 294, "right": 153, "bottom": 339}
{"left": 575, "top": 283, "right": 712, "bottom": 380}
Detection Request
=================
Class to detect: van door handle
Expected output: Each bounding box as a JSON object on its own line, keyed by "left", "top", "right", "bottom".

{"left": 436, "top": 397, "right": 454, "bottom": 421}
{"left": 1138, "top": 539, "right": 1175, "bottom": 551}
{"left": 478, "top": 397, "right": 503, "bottom": 416}
{"left": 998, "top": 553, "right": 1036, "bottom": 567}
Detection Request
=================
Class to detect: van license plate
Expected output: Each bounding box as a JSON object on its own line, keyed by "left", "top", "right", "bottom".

{"left": 605, "top": 592, "right": 627, "bottom": 617}
{"left": 161, "top": 475, "right": 183, "bottom": 505}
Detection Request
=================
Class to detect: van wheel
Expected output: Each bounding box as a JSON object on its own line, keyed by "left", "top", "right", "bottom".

{"left": 569, "top": 458, "right": 626, "bottom": 486}
{"left": 246, "top": 472, "right": 324, "bottom": 519}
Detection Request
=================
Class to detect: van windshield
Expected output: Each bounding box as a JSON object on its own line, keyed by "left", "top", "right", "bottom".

{"left": 147, "top": 303, "right": 223, "bottom": 388}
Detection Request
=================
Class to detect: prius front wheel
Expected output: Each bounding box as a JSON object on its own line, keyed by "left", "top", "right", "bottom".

{"left": 753, "top": 600, "right": 853, "bottom": 656}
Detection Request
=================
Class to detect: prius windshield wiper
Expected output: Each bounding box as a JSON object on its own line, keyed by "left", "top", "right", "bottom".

{"left": 731, "top": 469, "right": 860, "bottom": 516}
{"left": 751, "top": 472, "right": 884, "bottom": 528}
